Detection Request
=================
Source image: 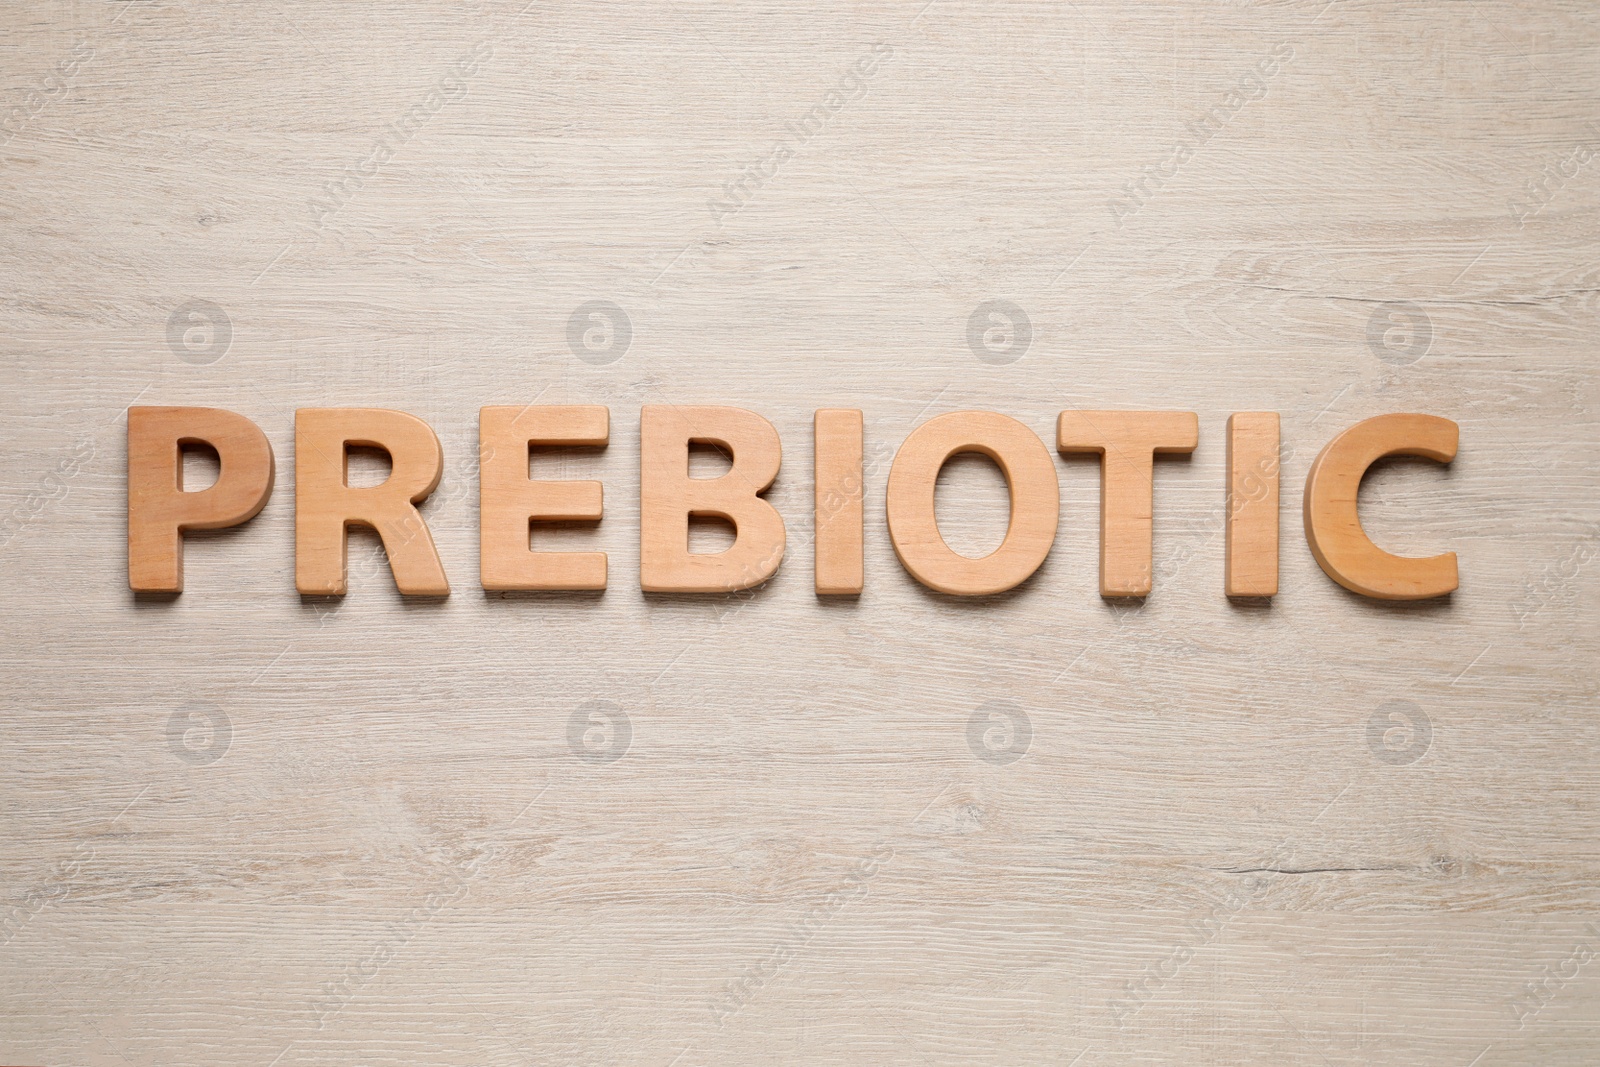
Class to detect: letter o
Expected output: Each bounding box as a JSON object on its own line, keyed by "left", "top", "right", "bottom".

{"left": 886, "top": 411, "right": 1058, "bottom": 595}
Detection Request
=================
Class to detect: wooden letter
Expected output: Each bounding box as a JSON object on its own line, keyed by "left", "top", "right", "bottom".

{"left": 295, "top": 408, "right": 450, "bottom": 597}
{"left": 1225, "top": 412, "right": 1280, "bottom": 597}
{"left": 127, "top": 406, "right": 275, "bottom": 593}
{"left": 814, "top": 409, "right": 864, "bottom": 595}
{"left": 1303, "top": 413, "right": 1458, "bottom": 600}
{"left": 639, "top": 405, "right": 785, "bottom": 593}
{"left": 886, "top": 411, "right": 1058, "bottom": 596}
{"left": 1056, "top": 410, "right": 1199, "bottom": 597}
{"left": 480, "top": 405, "right": 609, "bottom": 591}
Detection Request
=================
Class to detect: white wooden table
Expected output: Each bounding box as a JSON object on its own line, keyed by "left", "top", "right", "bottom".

{"left": 2, "top": 1, "right": 1597, "bottom": 1063}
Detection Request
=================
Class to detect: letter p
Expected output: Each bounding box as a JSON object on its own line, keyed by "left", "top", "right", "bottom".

{"left": 128, "top": 406, "right": 275, "bottom": 592}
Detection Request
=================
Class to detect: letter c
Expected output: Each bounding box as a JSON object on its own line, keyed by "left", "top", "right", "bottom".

{"left": 1303, "top": 413, "right": 1458, "bottom": 599}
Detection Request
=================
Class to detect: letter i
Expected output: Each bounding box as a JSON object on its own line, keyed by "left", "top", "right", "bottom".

{"left": 814, "top": 409, "right": 864, "bottom": 595}
{"left": 1225, "top": 412, "right": 1279, "bottom": 597}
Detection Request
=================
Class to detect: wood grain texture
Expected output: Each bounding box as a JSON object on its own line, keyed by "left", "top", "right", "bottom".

{"left": 480, "top": 404, "right": 609, "bottom": 591}
{"left": 639, "top": 404, "right": 785, "bottom": 592}
{"left": 127, "top": 406, "right": 275, "bottom": 593}
{"left": 1225, "top": 411, "right": 1280, "bottom": 598}
{"left": 1057, "top": 410, "right": 1201, "bottom": 597}
{"left": 1304, "top": 412, "right": 1460, "bottom": 599}
{"left": 813, "top": 408, "right": 864, "bottom": 596}
{"left": 294, "top": 407, "right": 450, "bottom": 596}
{"left": 887, "top": 410, "right": 1060, "bottom": 595}
{"left": 2, "top": 0, "right": 1599, "bottom": 1064}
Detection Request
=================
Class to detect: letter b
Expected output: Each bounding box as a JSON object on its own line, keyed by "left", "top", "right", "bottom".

{"left": 639, "top": 405, "right": 784, "bottom": 592}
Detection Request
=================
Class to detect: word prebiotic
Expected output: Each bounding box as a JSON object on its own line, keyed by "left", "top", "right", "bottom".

{"left": 127, "top": 405, "right": 1460, "bottom": 602}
